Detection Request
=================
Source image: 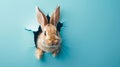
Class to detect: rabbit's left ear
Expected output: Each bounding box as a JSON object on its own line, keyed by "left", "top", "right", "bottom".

{"left": 50, "top": 6, "right": 60, "bottom": 26}
{"left": 36, "top": 6, "right": 48, "bottom": 30}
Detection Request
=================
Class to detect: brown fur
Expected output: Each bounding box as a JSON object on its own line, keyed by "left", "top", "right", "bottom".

{"left": 35, "top": 6, "right": 61, "bottom": 59}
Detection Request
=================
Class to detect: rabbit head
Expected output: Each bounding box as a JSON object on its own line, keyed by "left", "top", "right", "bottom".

{"left": 36, "top": 6, "right": 61, "bottom": 47}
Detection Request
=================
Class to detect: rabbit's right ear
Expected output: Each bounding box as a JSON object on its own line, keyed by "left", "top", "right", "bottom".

{"left": 50, "top": 6, "right": 60, "bottom": 26}
{"left": 36, "top": 6, "right": 48, "bottom": 30}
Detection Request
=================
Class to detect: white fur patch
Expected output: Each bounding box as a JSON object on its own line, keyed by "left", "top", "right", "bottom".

{"left": 37, "top": 38, "right": 61, "bottom": 52}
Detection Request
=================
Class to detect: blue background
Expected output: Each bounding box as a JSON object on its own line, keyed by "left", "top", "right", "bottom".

{"left": 0, "top": 0, "right": 120, "bottom": 67}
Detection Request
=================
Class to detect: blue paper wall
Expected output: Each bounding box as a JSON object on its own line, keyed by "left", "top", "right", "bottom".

{"left": 0, "top": 0, "right": 120, "bottom": 67}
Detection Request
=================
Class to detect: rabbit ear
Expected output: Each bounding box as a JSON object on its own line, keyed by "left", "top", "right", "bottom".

{"left": 50, "top": 6, "right": 60, "bottom": 26}
{"left": 36, "top": 6, "right": 48, "bottom": 29}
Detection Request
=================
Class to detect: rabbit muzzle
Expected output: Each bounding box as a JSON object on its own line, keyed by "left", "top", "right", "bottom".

{"left": 45, "top": 35, "right": 60, "bottom": 46}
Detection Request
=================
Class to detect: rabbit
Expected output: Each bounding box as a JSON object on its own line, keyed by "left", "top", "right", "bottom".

{"left": 35, "top": 6, "right": 62, "bottom": 59}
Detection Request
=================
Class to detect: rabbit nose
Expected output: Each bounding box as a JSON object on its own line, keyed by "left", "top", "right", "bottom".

{"left": 47, "top": 40, "right": 52, "bottom": 45}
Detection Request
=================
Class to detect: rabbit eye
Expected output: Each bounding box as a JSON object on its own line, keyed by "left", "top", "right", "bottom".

{"left": 44, "top": 31, "right": 46, "bottom": 36}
